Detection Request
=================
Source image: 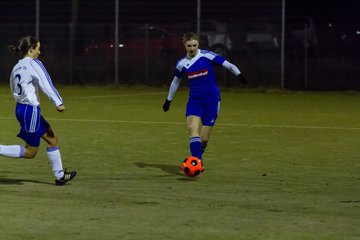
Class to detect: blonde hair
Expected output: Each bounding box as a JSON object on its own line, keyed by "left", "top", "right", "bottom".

{"left": 182, "top": 32, "right": 199, "bottom": 44}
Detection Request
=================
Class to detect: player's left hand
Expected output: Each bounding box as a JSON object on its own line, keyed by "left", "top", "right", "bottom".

{"left": 238, "top": 73, "right": 247, "bottom": 84}
{"left": 57, "top": 105, "right": 65, "bottom": 112}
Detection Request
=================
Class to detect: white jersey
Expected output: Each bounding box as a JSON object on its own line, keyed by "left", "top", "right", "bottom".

{"left": 9, "top": 57, "right": 63, "bottom": 107}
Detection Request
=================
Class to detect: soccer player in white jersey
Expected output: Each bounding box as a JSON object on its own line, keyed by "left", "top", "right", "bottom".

{"left": 162, "top": 32, "right": 247, "bottom": 168}
{"left": 0, "top": 36, "right": 76, "bottom": 185}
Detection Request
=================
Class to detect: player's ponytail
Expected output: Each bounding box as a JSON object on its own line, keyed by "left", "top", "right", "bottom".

{"left": 8, "top": 36, "right": 39, "bottom": 58}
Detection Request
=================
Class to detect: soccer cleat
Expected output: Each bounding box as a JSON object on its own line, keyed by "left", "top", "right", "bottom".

{"left": 55, "top": 169, "right": 77, "bottom": 185}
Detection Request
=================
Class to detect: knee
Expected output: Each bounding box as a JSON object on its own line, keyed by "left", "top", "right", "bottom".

{"left": 24, "top": 148, "right": 38, "bottom": 159}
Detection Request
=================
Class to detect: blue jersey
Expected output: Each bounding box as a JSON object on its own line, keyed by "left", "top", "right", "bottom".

{"left": 174, "top": 49, "right": 225, "bottom": 102}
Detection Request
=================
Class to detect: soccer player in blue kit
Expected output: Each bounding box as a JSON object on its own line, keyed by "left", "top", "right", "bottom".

{"left": 0, "top": 36, "right": 77, "bottom": 185}
{"left": 162, "top": 32, "right": 247, "bottom": 168}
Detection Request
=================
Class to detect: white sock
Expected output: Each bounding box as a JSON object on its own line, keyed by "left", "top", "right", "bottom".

{"left": 46, "top": 146, "right": 64, "bottom": 179}
{"left": 0, "top": 145, "right": 25, "bottom": 158}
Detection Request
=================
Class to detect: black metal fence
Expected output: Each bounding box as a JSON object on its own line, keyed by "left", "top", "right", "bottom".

{"left": 0, "top": 0, "right": 359, "bottom": 90}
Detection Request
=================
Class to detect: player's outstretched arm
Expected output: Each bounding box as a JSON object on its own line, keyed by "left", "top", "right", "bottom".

{"left": 31, "top": 59, "right": 64, "bottom": 106}
{"left": 163, "top": 76, "right": 181, "bottom": 112}
{"left": 222, "top": 60, "right": 247, "bottom": 84}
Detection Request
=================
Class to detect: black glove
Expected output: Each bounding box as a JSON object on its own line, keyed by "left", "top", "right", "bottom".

{"left": 162, "top": 99, "right": 172, "bottom": 112}
{"left": 238, "top": 73, "right": 247, "bottom": 84}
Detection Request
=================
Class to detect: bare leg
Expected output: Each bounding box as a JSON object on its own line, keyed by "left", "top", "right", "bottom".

{"left": 186, "top": 115, "right": 202, "bottom": 159}
{"left": 200, "top": 125, "right": 213, "bottom": 153}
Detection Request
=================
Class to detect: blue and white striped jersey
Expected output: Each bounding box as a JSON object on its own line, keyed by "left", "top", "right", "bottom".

{"left": 9, "top": 57, "right": 63, "bottom": 107}
{"left": 174, "top": 49, "right": 224, "bottom": 101}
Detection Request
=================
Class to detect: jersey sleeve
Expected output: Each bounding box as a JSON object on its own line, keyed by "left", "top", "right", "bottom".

{"left": 212, "top": 55, "right": 226, "bottom": 65}
{"left": 222, "top": 60, "right": 241, "bottom": 76}
{"left": 166, "top": 76, "right": 181, "bottom": 101}
{"left": 202, "top": 50, "right": 226, "bottom": 66}
{"left": 166, "top": 58, "right": 186, "bottom": 101}
{"left": 174, "top": 58, "right": 185, "bottom": 78}
{"left": 30, "top": 59, "right": 63, "bottom": 107}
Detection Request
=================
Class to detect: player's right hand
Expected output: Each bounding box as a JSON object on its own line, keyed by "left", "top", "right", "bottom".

{"left": 162, "top": 99, "right": 172, "bottom": 112}
{"left": 238, "top": 73, "right": 247, "bottom": 84}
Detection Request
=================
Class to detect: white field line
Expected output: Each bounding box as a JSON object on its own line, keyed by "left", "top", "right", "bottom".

{"left": 1, "top": 116, "right": 360, "bottom": 131}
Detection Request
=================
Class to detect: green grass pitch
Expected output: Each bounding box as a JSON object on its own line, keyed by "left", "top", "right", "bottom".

{"left": 0, "top": 85, "right": 359, "bottom": 239}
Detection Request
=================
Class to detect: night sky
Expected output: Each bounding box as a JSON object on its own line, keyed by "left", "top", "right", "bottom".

{"left": 0, "top": 0, "right": 359, "bottom": 24}
{"left": 288, "top": 0, "right": 360, "bottom": 23}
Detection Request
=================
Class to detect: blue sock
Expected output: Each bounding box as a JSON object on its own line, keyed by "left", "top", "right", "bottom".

{"left": 190, "top": 136, "right": 202, "bottom": 160}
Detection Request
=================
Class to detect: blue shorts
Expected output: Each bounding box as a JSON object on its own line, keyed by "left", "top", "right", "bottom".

{"left": 186, "top": 100, "right": 221, "bottom": 126}
{"left": 15, "top": 103, "right": 50, "bottom": 147}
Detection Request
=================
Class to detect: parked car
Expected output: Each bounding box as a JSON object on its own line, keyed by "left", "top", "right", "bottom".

{"left": 287, "top": 16, "right": 318, "bottom": 49}
{"left": 174, "top": 20, "right": 233, "bottom": 54}
{"left": 243, "top": 19, "right": 280, "bottom": 50}
{"left": 240, "top": 16, "right": 317, "bottom": 51}
{"left": 83, "top": 25, "right": 182, "bottom": 61}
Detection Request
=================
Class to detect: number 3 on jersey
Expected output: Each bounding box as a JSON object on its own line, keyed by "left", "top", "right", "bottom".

{"left": 15, "top": 74, "right": 22, "bottom": 95}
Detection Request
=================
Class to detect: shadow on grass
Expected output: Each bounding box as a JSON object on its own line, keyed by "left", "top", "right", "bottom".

{"left": 133, "top": 162, "right": 200, "bottom": 181}
{"left": 134, "top": 162, "right": 182, "bottom": 176}
{"left": 0, "top": 177, "right": 53, "bottom": 185}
